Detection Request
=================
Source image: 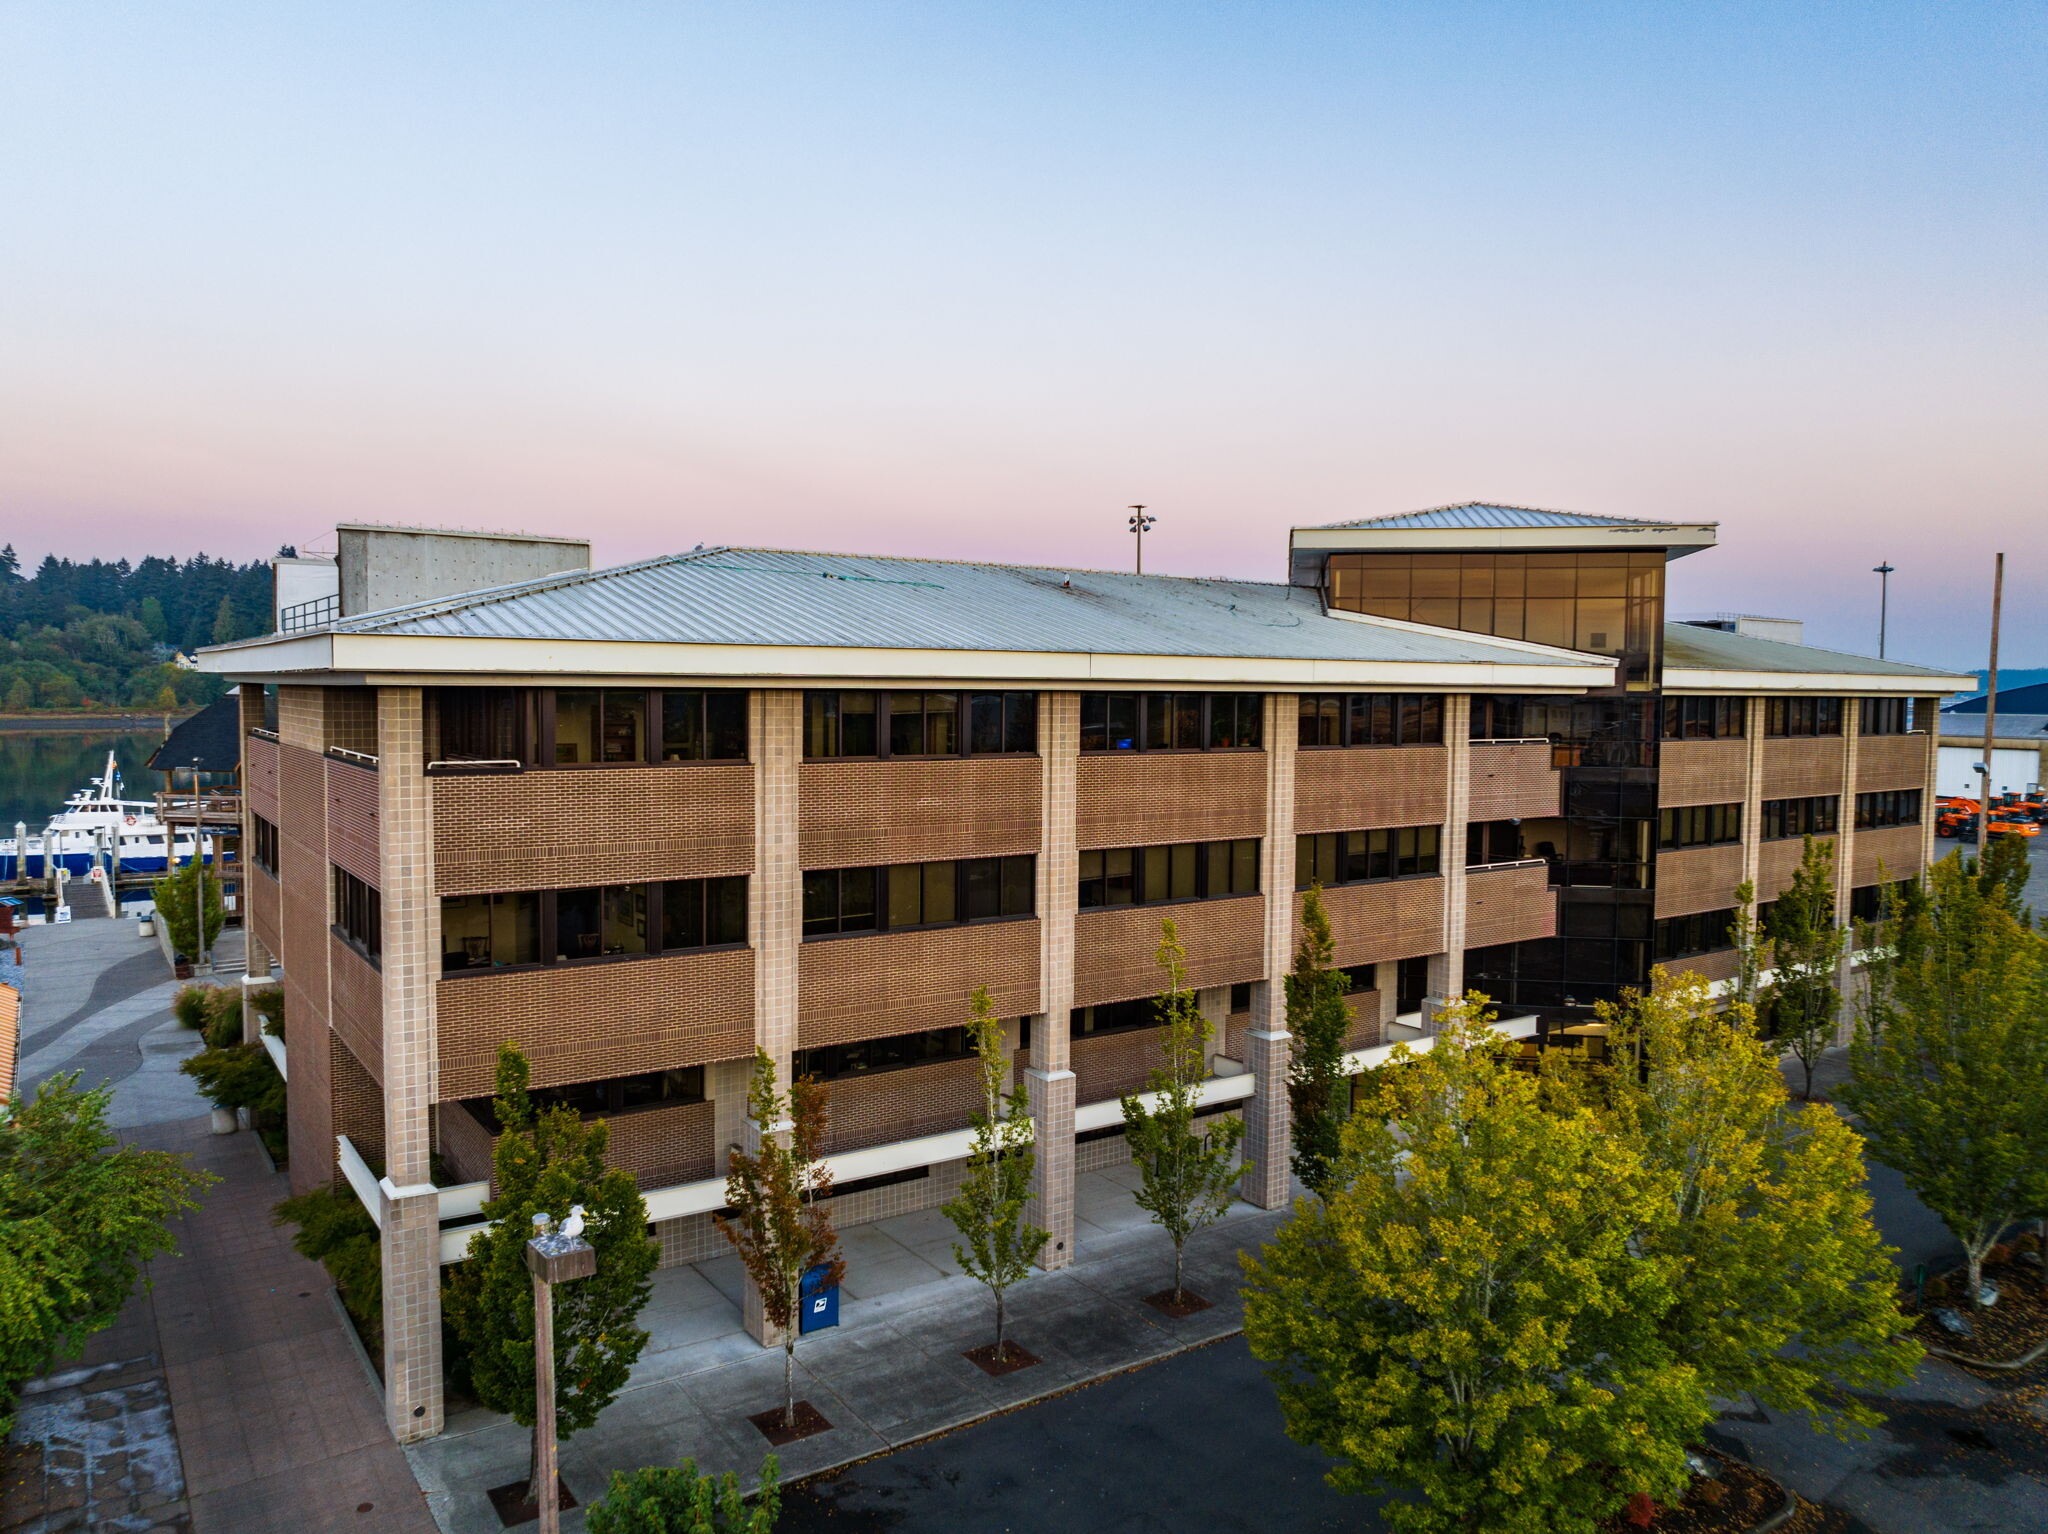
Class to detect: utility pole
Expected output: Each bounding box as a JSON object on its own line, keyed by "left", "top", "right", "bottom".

{"left": 191, "top": 757, "right": 207, "bottom": 971}
{"left": 1872, "top": 562, "right": 1895, "bottom": 658}
{"left": 1977, "top": 553, "right": 2004, "bottom": 856}
{"left": 1127, "top": 506, "right": 1156, "bottom": 575}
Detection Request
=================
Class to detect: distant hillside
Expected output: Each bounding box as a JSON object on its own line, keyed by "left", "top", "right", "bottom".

{"left": 1970, "top": 668, "right": 2048, "bottom": 696}
{"left": 0, "top": 545, "right": 275, "bottom": 713}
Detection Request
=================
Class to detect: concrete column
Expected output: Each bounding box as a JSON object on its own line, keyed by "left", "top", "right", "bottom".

{"left": 744, "top": 688, "right": 803, "bottom": 1345}
{"left": 374, "top": 687, "right": 443, "bottom": 1442}
{"left": 1196, "top": 986, "right": 1233, "bottom": 1075}
{"left": 1837, "top": 705, "right": 1861, "bottom": 927}
{"left": 1027, "top": 691, "right": 1079, "bottom": 1270}
{"left": 1421, "top": 695, "right": 1473, "bottom": 1032}
{"left": 1239, "top": 692, "right": 1297, "bottom": 1210}
{"left": 236, "top": 684, "right": 277, "bottom": 1044}
{"left": 1740, "top": 698, "right": 1766, "bottom": 897}
{"left": 1921, "top": 700, "right": 1941, "bottom": 876}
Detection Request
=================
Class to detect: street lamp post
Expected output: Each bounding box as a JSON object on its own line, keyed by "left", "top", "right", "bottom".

{"left": 190, "top": 757, "right": 207, "bottom": 971}
{"left": 1872, "top": 562, "right": 1895, "bottom": 659}
{"left": 525, "top": 1209, "right": 596, "bottom": 1534}
{"left": 1127, "top": 506, "right": 1156, "bottom": 574}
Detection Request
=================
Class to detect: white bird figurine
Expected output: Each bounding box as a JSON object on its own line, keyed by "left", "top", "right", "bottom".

{"left": 560, "top": 1205, "right": 586, "bottom": 1240}
{"left": 532, "top": 1211, "right": 554, "bottom": 1237}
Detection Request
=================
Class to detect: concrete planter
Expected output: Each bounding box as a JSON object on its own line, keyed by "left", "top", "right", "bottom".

{"left": 208, "top": 1107, "right": 237, "bottom": 1136}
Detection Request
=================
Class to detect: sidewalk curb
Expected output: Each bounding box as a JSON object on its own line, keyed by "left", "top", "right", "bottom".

{"left": 1746, "top": 1484, "right": 1799, "bottom": 1534}
{"left": 1924, "top": 1334, "right": 2048, "bottom": 1371}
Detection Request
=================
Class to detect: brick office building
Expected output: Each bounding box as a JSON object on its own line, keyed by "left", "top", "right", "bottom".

{"left": 200, "top": 505, "right": 1971, "bottom": 1440}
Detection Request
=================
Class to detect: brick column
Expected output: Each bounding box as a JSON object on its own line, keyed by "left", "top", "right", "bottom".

{"left": 236, "top": 687, "right": 278, "bottom": 1044}
{"left": 745, "top": 688, "right": 803, "bottom": 1344}
{"left": 1920, "top": 699, "right": 1941, "bottom": 877}
{"left": 1027, "top": 692, "right": 1078, "bottom": 1269}
{"left": 1834, "top": 704, "right": 1862, "bottom": 1044}
{"left": 1239, "top": 693, "right": 1296, "bottom": 1210}
{"left": 1740, "top": 698, "right": 1766, "bottom": 897}
{"left": 1423, "top": 695, "right": 1473, "bottom": 1032}
{"left": 375, "top": 688, "right": 444, "bottom": 1442}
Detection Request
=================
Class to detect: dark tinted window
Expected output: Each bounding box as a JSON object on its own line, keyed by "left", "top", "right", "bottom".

{"left": 1298, "top": 693, "right": 1445, "bottom": 747}
{"left": 1081, "top": 694, "right": 1262, "bottom": 752}
{"left": 1657, "top": 803, "right": 1742, "bottom": 849}
{"left": 1295, "top": 825, "right": 1441, "bottom": 887}
{"left": 1079, "top": 840, "right": 1259, "bottom": 907}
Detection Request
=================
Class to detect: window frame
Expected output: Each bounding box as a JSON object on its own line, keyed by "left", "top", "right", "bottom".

{"left": 1656, "top": 803, "right": 1743, "bottom": 851}
{"left": 1660, "top": 696, "right": 1747, "bottom": 741}
{"left": 1764, "top": 696, "right": 1844, "bottom": 738}
{"left": 804, "top": 690, "right": 1039, "bottom": 761}
{"left": 1077, "top": 839, "right": 1261, "bottom": 910}
{"left": 793, "top": 1026, "right": 974, "bottom": 1081}
{"left": 1651, "top": 907, "right": 1738, "bottom": 961}
{"left": 439, "top": 876, "right": 750, "bottom": 976}
{"left": 251, "top": 813, "right": 280, "bottom": 877}
{"left": 1294, "top": 825, "right": 1443, "bottom": 889}
{"left": 1854, "top": 788, "right": 1924, "bottom": 830}
{"left": 331, "top": 866, "right": 383, "bottom": 965}
{"left": 1079, "top": 693, "right": 1266, "bottom": 754}
{"left": 1760, "top": 795, "right": 1841, "bottom": 841}
{"left": 801, "top": 855, "right": 1037, "bottom": 940}
{"left": 1297, "top": 693, "right": 1446, "bottom": 749}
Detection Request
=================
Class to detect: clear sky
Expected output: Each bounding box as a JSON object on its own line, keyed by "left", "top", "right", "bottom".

{"left": 2, "top": 2, "right": 2041, "bottom": 667}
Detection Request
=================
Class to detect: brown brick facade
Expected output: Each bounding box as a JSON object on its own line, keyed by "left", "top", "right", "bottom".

{"left": 1023, "top": 1025, "right": 1169, "bottom": 1106}
{"left": 1466, "top": 742, "right": 1561, "bottom": 822}
{"left": 437, "top": 1098, "right": 497, "bottom": 1185}
{"left": 1293, "top": 747, "right": 1448, "bottom": 834}
{"left": 1077, "top": 752, "right": 1266, "bottom": 848}
{"left": 1666, "top": 948, "right": 1739, "bottom": 985}
{"left": 1463, "top": 862, "right": 1557, "bottom": 947}
{"left": 1852, "top": 824, "right": 1925, "bottom": 887}
{"left": 1755, "top": 836, "right": 1817, "bottom": 900}
{"left": 436, "top": 945, "right": 755, "bottom": 1099}
{"left": 328, "top": 934, "right": 385, "bottom": 1084}
{"left": 820, "top": 1058, "right": 983, "bottom": 1153}
{"left": 1856, "top": 734, "right": 1930, "bottom": 793}
{"left": 276, "top": 740, "right": 334, "bottom": 1195}
{"left": 246, "top": 733, "right": 279, "bottom": 820}
{"left": 1315, "top": 877, "right": 1446, "bottom": 968}
{"left": 332, "top": 1033, "right": 385, "bottom": 1165}
{"left": 1762, "top": 737, "right": 1845, "bottom": 800}
{"left": 800, "top": 757, "right": 1041, "bottom": 866}
{"left": 247, "top": 865, "right": 282, "bottom": 966}
{"left": 432, "top": 764, "right": 754, "bottom": 895}
{"left": 1073, "top": 897, "right": 1264, "bottom": 1007}
{"left": 600, "top": 1099, "right": 718, "bottom": 1188}
{"left": 797, "top": 919, "right": 1041, "bottom": 1049}
{"left": 1654, "top": 844, "right": 1746, "bottom": 918}
{"left": 326, "top": 759, "right": 381, "bottom": 886}
{"left": 1659, "top": 739, "right": 1750, "bottom": 807}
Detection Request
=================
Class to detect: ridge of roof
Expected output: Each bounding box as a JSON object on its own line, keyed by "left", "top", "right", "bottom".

{"left": 1308, "top": 500, "right": 1695, "bottom": 531}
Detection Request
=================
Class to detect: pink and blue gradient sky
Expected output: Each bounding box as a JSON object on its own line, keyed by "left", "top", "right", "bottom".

{"left": 2, "top": 2, "right": 2041, "bottom": 667}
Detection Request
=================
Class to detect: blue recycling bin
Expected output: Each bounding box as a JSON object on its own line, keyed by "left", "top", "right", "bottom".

{"left": 798, "top": 1263, "right": 840, "bottom": 1334}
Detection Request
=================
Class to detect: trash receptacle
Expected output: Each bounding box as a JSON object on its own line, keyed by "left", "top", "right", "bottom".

{"left": 799, "top": 1263, "right": 840, "bottom": 1334}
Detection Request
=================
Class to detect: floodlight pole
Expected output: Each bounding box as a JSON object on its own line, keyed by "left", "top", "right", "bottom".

{"left": 1977, "top": 552, "right": 2004, "bottom": 856}
{"left": 1127, "top": 505, "right": 1156, "bottom": 574}
{"left": 1872, "top": 562, "right": 1894, "bottom": 658}
{"left": 191, "top": 757, "right": 207, "bottom": 971}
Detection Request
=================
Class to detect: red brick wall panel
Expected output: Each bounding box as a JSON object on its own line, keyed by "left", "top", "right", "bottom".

{"left": 1466, "top": 742, "right": 1561, "bottom": 822}
{"left": 248, "top": 865, "right": 282, "bottom": 962}
{"left": 820, "top": 1059, "right": 982, "bottom": 1153}
{"left": 1853, "top": 824, "right": 1926, "bottom": 887}
{"left": 246, "top": 734, "right": 279, "bottom": 821}
{"left": 798, "top": 920, "right": 1041, "bottom": 1049}
{"left": 1756, "top": 837, "right": 1815, "bottom": 900}
{"left": 600, "top": 1100, "right": 718, "bottom": 1188}
{"left": 1465, "top": 863, "right": 1557, "bottom": 946}
{"left": 434, "top": 765, "right": 754, "bottom": 895}
{"left": 325, "top": 759, "right": 381, "bottom": 886}
{"left": 1762, "top": 737, "right": 1845, "bottom": 800}
{"left": 1857, "top": 735, "right": 1931, "bottom": 793}
{"left": 1294, "top": 747, "right": 1449, "bottom": 835}
{"left": 438, "top": 1100, "right": 497, "bottom": 1186}
{"left": 1314, "top": 877, "right": 1445, "bottom": 968}
{"left": 1070, "top": 1026, "right": 1167, "bottom": 1105}
{"left": 1077, "top": 752, "right": 1266, "bottom": 848}
{"left": 1666, "top": 949, "right": 1739, "bottom": 985}
{"left": 276, "top": 741, "right": 334, "bottom": 1194}
{"left": 800, "top": 758, "right": 1041, "bottom": 866}
{"left": 437, "top": 946, "right": 756, "bottom": 1100}
{"left": 328, "top": 934, "right": 384, "bottom": 1084}
{"left": 1073, "top": 897, "right": 1264, "bottom": 1007}
{"left": 331, "top": 1034, "right": 384, "bottom": 1165}
{"left": 1659, "top": 740, "right": 1751, "bottom": 807}
{"left": 1654, "top": 845, "right": 1746, "bottom": 918}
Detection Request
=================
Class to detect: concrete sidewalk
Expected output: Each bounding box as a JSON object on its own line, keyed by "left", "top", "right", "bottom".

{"left": 408, "top": 1173, "right": 1291, "bottom": 1533}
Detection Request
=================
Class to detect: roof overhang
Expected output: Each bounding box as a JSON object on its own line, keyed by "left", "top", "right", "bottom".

{"left": 1291, "top": 519, "right": 1717, "bottom": 561}
{"left": 1662, "top": 667, "right": 1976, "bottom": 697}
{"left": 197, "top": 630, "right": 1614, "bottom": 693}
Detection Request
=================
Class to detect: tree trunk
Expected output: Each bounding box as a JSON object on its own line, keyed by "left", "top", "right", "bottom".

{"left": 783, "top": 1335, "right": 797, "bottom": 1429}
{"left": 1172, "top": 1239, "right": 1185, "bottom": 1303}
{"left": 1967, "top": 1247, "right": 1986, "bottom": 1307}
{"left": 994, "top": 1288, "right": 1007, "bottom": 1358}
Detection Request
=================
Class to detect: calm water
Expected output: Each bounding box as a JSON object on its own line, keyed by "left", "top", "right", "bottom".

{"left": 0, "top": 727, "right": 167, "bottom": 833}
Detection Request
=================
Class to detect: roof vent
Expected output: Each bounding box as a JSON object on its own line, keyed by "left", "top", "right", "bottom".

{"left": 1679, "top": 613, "right": 1804, "bottom": 645}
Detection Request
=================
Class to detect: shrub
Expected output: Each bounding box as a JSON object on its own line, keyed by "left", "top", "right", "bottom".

{"left": 180, "top": 1044, "right": 284, "bottom": 1117}
{"left": 252, "top": 986, "right": 285, "bottom": 1038}
{"left": 172, "top": 985, "right": 212, "bottom": 1031}
{"left": 586, "top": 1457, "right": 780, "bottom": 1534}
{"left": 275, "top": 1186, "right": 382, "bottom": 1351}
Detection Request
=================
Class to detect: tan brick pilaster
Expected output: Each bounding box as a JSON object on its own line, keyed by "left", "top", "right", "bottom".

{"left": 1423, "top": 695, "right": 1473, "bottom": 1031}
{"left": 1027, "top": 691, "right": 1078, "bottom": 1269}
{"left": 375, "top": 687, "right": 444, "bottom": 1441}
{"left": 1239, "top": 692, "right": 1295, "bottom": 1210}
{"left": 1740, "top": 698, "right": 1766, "bottom": 897}
{"left": 745, "top": 688, "right": 803, "bottom": 1345}
{"left": 237, "top": 684, "right": 278, "bottom": 1045}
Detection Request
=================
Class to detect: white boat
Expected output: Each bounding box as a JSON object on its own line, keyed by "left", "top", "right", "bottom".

{"left": 1, "top": 751, "right": 225, "bottom": 880}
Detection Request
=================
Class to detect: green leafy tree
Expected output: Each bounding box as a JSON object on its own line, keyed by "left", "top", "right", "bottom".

{"left": 180, "top": 1043, "right": 285, "bottom": 1118}
{"left": 2, "top": 676, "right": 27, "bottom": 713}
{"left": 1843, "top": 853, "right": 2048, "bottom": 1304}
{"left": 1590, "top": 968, "right": 1919, "bottom": 1430}
{"left": 715, "top": 1049, "right": 844, "bottom": 1431}
{"left": 587, "top": 1457, "right": 780, "bottom": 1534}
{"left": 1973, "top": 834, "right": 2033, "bottom": 926}
{"left": 1121, "top": 918, "right": 1247, "bottom": 1303}
{"left": 940, "top": 987, "right": 1046, "bottom": 1361}
{"left": 0, "top": 1075, "right": 214, "bottom": 1433}
{"left": 150, "top": 858, "right": 224, "bottom": 962}
{"left": 443, "top": 1044, "right": 658, "bottom": 1502}
{"left": 209, "top": 594, "right": 240, "bottom": 646}
{"left": 138, "top": 595, "right": 168, "bottom": 643}
{"left": 1242, "top": 1000, "right": 1703, "bottom": 1534}
{"left": 1729, "top": 878, "right": 1768, "bottom": 1014}
{"left": 1285, "top": 884, "right": 1352, "bottom": 1198}
{"left": 1765, "top": 836, "right": 1844, "bottom": 1100}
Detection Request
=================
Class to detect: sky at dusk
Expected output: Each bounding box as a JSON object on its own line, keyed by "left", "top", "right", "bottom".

{"left": 2, "top": 2, "right": 2041, "bottom": 668}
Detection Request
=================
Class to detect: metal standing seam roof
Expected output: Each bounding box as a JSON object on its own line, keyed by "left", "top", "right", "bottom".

{"left": 1935, "top": 714, "right": 2048, "bottom": 739}
{"left": 1660, "top": 621, "right": 1968, "bottom": 681}
{"left": 299, "top": 546, "right": 1605, "bottom": 669}
{"left": 1308, "top": 502, "right": 1697, "bottom": 532}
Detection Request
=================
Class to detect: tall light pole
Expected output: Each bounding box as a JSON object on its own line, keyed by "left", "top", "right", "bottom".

{"left": 525, "top": 1209, "right": 595, "bottom": 1534}
{"left": 1977, "top": 552, "right": 2005, "bottom": 855}
{"left": 190, "top": 756, "right": 207, "bottom": 971}
{"left": 1127, "top": 506, "right": 1156, "bottom": 575}
{"left": 1872, "top": 562, "right": 1895, "bottom": 658}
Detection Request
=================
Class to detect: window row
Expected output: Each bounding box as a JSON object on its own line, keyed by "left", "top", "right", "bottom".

{"left": 1764, "top": 697, "right": 1842, "bottom": 738}
{"left": 1859, "top": 698, "right": 1912, "bottom": 736}
{"left": 434, "top": 687, "right": 748, "bottom": 767}
{"left": 332, "top": 867, "right": 382, "bottom": 962}
{"left": 1296, "top": 693, "right": 1445, "bottom": 748}
{"left": 1661, "top": 696, "right": 1745, "bottom": 740}
{"left": 251, "top": 814, "right": 279, "bottom": 877}
{"left": 1296, "top": 825, "right": 1442, "bottom": 888}
{"left": 794, "top": 1026, "right": 973, "bottom": 1082}
{"left": 1324, "top": 551, "right": 1664, "bottom": 663}
{"left": 1652, "top": 908, "right": 1736, "bottom": 962}
{"left": 441, "top": 877, "right": 748, "bottom": 972}
{"left": 1762, "top": 795, "right": 1839, "bottom": 841}
{"left": 1078, "top": 693, "right": 1264, "bottom": 753}
{"left": 804, "top": 691, "right": 1038, "bottom": 759}
{"left": 1658, "top": 803, "right": 1741, "bottom": 850}
{"left": 1855, "top": 789, "right": 1924, "bottom": 830}
{"left": 1078, "top": 839, "right": 1260, "bottom": 909}
{"left": 802, "top": 856, "right": 1035, "bottom": 938}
